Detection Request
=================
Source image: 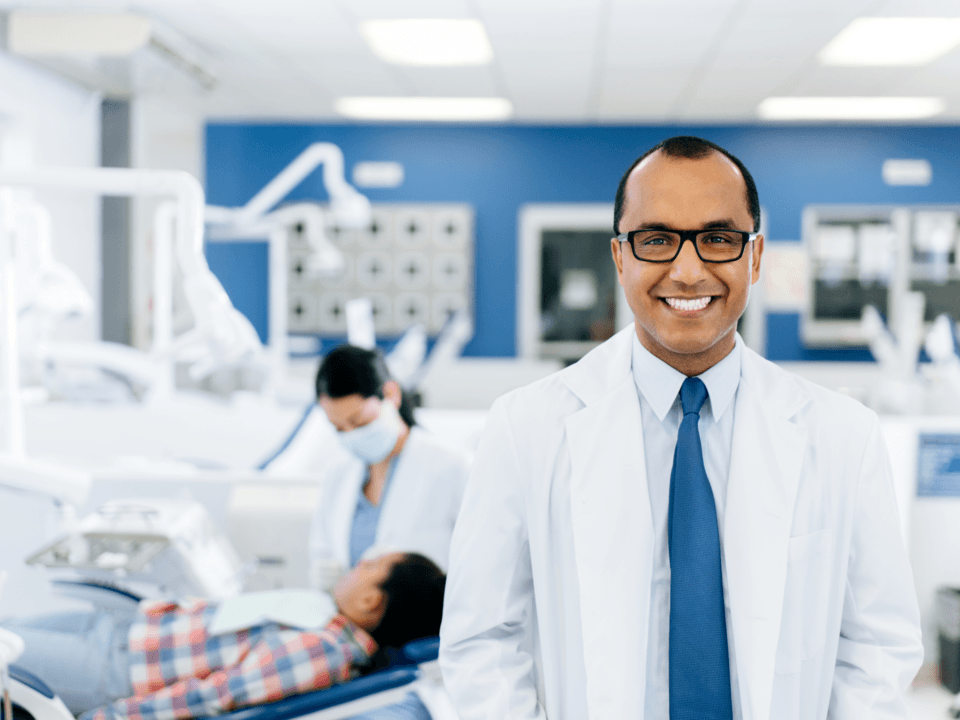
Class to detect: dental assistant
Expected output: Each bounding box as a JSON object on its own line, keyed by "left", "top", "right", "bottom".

{"left": 309, "top": 345, "right": 470, "bottom": 585}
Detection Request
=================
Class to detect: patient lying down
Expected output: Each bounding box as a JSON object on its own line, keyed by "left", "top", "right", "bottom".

{"left": 4, "top": 552, "right": 444, "bottom": 720}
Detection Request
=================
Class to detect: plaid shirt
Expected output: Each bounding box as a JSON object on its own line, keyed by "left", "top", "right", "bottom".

{"left": 80, "top": 598, "right": 377, "bottom": 720}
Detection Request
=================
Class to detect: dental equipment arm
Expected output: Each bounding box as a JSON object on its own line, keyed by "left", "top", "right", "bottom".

{"left": 407, "top": 309, "right": 474, "bottom": 391}
{"left": 0, "top": 455, "right": 89, "bottom": 506}
{"left": 0, "top": 167, "right": 263, "bottom": 392}
{"left": 204, "top": 144, "right": 371, "bottom": 387}
{"left": 230, "top": 143, "right": 371, "bottom": 229}
{"left": 924, "top": 314, "right": 960, "bottom": 400}
{"left": 861, "top": 305, "right": 899, "bottom": 371}
{"left": 860, "top": 296, "right": 928, "bottom": 414}
{"left": 14, "top": 199, "right": 94, "bottom": 320}
{"left": 385, "top": 324, "right": 428, "bottom": 389}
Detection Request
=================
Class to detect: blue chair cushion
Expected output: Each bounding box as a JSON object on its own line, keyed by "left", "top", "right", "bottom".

{"left": 399, "top": 637, "right": 439, "bottom": 665}
{"left": 218, "top": 667, "right": 419, "bottom": 720}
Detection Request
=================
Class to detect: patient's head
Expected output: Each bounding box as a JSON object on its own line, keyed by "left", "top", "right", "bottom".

{"left": 334, "top": 552, "right": 445, "bottom": 649}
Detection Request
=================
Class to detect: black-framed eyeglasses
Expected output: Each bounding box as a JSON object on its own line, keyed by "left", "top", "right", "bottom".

{"left": 617, "top": 228, "right": 758, "bottom": 263}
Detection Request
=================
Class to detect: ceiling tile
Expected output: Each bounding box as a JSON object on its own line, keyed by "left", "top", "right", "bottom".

{"left": 787, "top": 66, "right": 922, "bottom": 96}
{"left": 595, "top": 67, "right": 691, "bottom": 116}
{"left": 744, "top": 0, "right": 877, "bottom": 13}
{"left": 510, "top": 94, "right": 595, "bottom": 119}
{"left": 290, "top": 54, "right": 403, "bottom": 95}
{"left": 723, "top": 16, "right": 852, "bottom": 54}
{"left": 400, "top": 66, "right": 501, "bottom": 96}
{"left": 497, "top": 52, "right": 596, "bottom": 87}
{"left": 874, "top": 0, "right": 960, "bottom": 17}
{"left": 340, "top": 0, "right": 475, "bottom": 20}
{"left": 482, "top": 7, "right": 601, "bottom": 49}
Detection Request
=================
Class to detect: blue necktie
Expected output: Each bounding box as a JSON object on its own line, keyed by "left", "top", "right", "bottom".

{"left": 668, "top": 377, "right": 732, "bottom": 720}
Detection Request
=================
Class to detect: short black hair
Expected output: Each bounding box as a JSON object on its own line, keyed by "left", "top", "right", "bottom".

{"left": 315, "top": 344, "right": 416, "bottom": 427}
{"left": 612, "top": 135, "right": 760, "bottom": 234}
{"left": 369, "top": 553, "right": 445, "bottom": 649}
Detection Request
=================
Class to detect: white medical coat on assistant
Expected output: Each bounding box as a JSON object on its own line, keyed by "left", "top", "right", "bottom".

{"left": 439, "top": 327, "right": 923, "bottom": 720}
{"left": 309, "top": 426, "right": 470, "bottom": 574}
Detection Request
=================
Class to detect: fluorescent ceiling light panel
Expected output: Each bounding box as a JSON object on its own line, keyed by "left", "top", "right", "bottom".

{"left": 819, "top": 18, "right": 960, "bottom": 66}
{"left": 8, "top": 12, "right": 151, "bottom": 55}
{"left": 360, "top": 19, "right": 493, "bottom": 66}
{"left": 336, "top": 97, "right": 512, "bottom": 121}
{"left": 757, "top": 97, "right": 945, "bottom": 121}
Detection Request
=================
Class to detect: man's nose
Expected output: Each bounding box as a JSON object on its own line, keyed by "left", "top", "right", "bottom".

{"left": 668, "top": 238, "right": 707, "bottom": 283}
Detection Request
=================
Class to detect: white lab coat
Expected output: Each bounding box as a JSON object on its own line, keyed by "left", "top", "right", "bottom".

{"left": 309, "top": 426, "right": 470, "bottom": 574}
{"left": 439, "top": 326, "right": 923, "bottom": 720}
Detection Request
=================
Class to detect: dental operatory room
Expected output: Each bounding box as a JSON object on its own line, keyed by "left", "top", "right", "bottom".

{"left": 9, "top": 0, "right": 960, "bottom": 718}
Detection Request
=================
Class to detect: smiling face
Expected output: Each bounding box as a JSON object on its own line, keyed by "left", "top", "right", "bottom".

{"left": 611, "top": 149, "right": 764, "bottom": 376}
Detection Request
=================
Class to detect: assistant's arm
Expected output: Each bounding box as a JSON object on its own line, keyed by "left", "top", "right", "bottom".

{"left": 829, "top": 416, "right": 923, "bottom": 718}
{"left": 439, "top": 397, "right": 545, "bottom": 720}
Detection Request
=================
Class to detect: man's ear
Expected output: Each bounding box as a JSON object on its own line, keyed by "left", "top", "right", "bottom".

{"left": 751, "top": 234, "right": 764, "bottom": 285}
{"left": 611, "top": 237, "right": 625, "bottom": 284}
{"left": 382, "top": 380, "right": 402, "bottom": 408}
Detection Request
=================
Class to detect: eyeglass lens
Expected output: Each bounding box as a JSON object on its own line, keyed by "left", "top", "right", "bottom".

{"left": 631, "top": 231, "right": 746, "bottom": 262}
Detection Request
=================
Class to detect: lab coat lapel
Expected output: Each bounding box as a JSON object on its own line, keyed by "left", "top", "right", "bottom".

{"left": 724, "top": 349, "right": 810, "bottom": 720}
{"left": 564, "top": 329, "right": 652, "bottom": 719}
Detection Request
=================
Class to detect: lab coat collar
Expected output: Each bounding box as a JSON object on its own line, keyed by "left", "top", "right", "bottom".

{"left": 559, "top": 325, "right": 635, "bottom": 406}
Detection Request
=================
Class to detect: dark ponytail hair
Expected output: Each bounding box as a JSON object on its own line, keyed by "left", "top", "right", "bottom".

{"left": 315, "top": 345, "right": 416, "bottom": 427}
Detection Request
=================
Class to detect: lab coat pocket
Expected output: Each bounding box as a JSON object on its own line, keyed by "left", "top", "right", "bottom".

{"left": 775, "top": 529, "right": 831, "bottom": 675}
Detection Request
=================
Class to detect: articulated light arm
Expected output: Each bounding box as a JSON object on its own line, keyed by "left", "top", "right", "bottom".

{"left": 232, "top": 143, "right": 371, "bottom": 228}
{"left": 0, "top": 167, "right": 262, "bottom": 392}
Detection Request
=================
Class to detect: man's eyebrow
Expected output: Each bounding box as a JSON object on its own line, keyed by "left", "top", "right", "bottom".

{"left": 635, "top": 222, "right": 674, "bottom": 231}
{"left": 700, "top": 219, "right": 739, "bottom": 230}
{"left": 634, "top": 219, "right": 740, "bottom": 231}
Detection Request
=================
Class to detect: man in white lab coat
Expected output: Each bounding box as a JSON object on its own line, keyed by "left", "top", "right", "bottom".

{"left": 439, "top": 136, "right": 923, "bottom": 719}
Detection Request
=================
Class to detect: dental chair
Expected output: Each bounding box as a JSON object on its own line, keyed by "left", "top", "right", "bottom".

{"left": 2, "top": 581, "right": 445, "bottom": 720}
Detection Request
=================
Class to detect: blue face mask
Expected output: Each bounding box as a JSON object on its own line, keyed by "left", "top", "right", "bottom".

{"left": 337, "top": 400, "right": 403, "bottom": 465}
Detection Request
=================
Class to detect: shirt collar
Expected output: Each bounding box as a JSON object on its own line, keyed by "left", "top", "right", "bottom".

{"left": 630, "top": 332, "right": 742, "bottom": 422}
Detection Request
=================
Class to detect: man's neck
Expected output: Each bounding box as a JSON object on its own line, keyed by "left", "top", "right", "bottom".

{"left": 638, "top": 329, "right": 736, "bottom": 377}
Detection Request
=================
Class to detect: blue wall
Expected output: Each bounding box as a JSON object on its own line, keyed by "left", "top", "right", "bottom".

{"left": 205, "top": 123, "right": 960, "bottom": 358}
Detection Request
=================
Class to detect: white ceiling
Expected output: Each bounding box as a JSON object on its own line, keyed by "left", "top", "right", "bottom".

{"left": 5, "top": 0, "right": 960, "bottom": 122}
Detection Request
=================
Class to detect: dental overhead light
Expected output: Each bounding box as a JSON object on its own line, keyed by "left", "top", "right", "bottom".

{"left": 819, "top": 17, "right": 960, "bottom": 66}
{"left": 335, "top": 96, "right": 513, "bottom": 121}
{"left": 360, "top": 19, "right": 493, "bottom": 66}
{"left": 757, "top": 96, "right": 945, "bottom": 121}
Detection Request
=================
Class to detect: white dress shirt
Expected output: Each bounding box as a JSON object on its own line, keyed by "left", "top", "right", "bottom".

{"left": 631, "top": 332, "right": 743, "bottom": 719}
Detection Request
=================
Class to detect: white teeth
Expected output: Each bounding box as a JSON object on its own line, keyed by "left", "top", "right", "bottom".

{"left": 665, "top": 296, "right": 712, "bottom": 312}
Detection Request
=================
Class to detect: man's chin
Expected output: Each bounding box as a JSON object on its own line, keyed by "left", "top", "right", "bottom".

{"left": 645, "top": 330, "right": 734, "bottom": 361}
